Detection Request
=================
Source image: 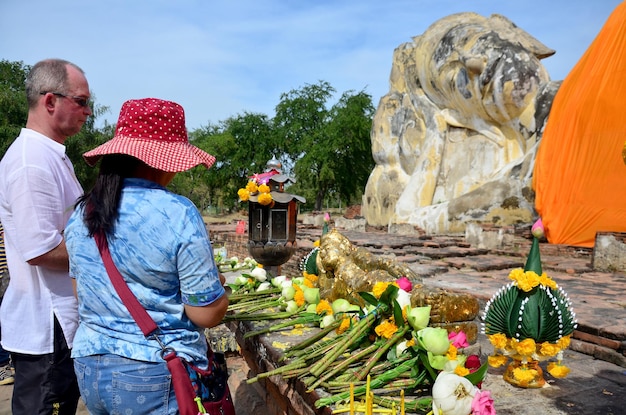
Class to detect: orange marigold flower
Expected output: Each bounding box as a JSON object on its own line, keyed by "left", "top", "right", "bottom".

{"left": 488, "top": 354, "right": 508, "bottom": 368}
{"left": 336, "top": 317, "right": 351, "bottom": 335}
{"left": 454, "top": 365, "right": 470, "bottom": 377}
{"left": 303, "top": 278, "right": 314, "bottom": 288}
{"left": 237, "top": 188, "right": 250, "bottom": 201}
{"left": 488, "top": 333, "right": 508, "bottom": 350}
{"left": 374, "top": 319, "right": 398, "bottom": 339}
{"left": 372, "top": 282, "right": 390, "bottom": 299}
{"left": 539, "top": 341, "right": 561, "bottom": 357}
{"left": 304, "top": 272, "right": 319, "bottom": 282}
{"left": 316, "top": 300, "right": 333, "bottom": 316}
{"left": 245, "top": 181, "right": 258, "bottom": 193}
{"left": 515, "top": 338, "right": 537, "bottom": 357}
{"left": 257, "top": 192, "right": 273, "bottom": 206}
{"left": 258, "top": 183, "right": 270, "bottom": 193}
{"left": 547, "top": 361, "right": 571, "bottom": 378}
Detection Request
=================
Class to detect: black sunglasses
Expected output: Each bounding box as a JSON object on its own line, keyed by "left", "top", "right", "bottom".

{"left": 40, "top": 91, "right": 91, "bottom": 108}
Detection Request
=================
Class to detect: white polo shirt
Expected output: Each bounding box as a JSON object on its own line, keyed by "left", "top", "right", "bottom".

{"left": 0, "top": 128, "right": 83, "bottom": 354}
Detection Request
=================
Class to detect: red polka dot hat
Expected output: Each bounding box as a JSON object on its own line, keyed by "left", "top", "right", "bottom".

{"left": 83, "top": 98, "right": 216, "bottom": 172}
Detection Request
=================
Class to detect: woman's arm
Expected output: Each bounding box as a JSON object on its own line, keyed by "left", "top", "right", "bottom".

{"left": 184, "top": 292, "right": 229, "bottom": 328}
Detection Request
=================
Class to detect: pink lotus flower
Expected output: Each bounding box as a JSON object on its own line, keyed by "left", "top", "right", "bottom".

{"left": 395, "top": 276, "right": 412, "bottom": 292}
{"left": 471, "top": 390, "right": 496, "bottom": 415}
{"left": 531, "top": 218, "right": 544, "bottom": 239}
{"left": 448, "top": 331, "right": 469, "bottom": 349}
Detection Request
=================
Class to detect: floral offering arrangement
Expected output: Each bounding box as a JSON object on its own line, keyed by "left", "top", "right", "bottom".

{"left": 225, "top": 246, "right": 495, "bottom": 414}
{"left": 482, "top": 220, "right": 577, "bottom": 388}
{"left": 237, "top": 170, "right": 279, "bottom": 206}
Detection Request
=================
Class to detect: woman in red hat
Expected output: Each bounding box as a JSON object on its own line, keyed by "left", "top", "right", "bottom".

{"left": 65, "top": 98, "right": 229, "bottom": 414}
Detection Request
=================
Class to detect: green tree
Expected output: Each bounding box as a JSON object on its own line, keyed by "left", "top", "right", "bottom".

{"left": 274, "top": 81, "right": 374, "bottom": 210}
{"left": 179, "top": 112, "right": 276, "bottom": 212}
{"left": 0, "top": 60, "right": 29, "bottom": 156}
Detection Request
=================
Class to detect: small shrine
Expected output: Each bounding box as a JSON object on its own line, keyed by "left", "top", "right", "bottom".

{"left": 238, "top": 158, "right": 305, "bottom": 276}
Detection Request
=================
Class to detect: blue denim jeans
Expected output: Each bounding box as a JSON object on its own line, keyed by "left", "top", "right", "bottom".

{"left": 74, "top": 355, "right": 178, "bottom": 415}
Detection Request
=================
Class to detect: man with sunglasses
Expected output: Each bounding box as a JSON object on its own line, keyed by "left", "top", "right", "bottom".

{"left": 0, "top": 58, "right": 91, "bottom": 414}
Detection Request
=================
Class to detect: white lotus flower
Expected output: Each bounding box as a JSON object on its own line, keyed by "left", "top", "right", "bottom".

{"left": 250, "top": 267, "right": 267, "bottom": 282}
{"left": 395, "top": 289, "right": 412, "bottom": 311}
{"left": 256, "top": 282, "right": 271, "bottom": 292}
{"left": 432, "top": 372, "right": 478, "bottom": 415}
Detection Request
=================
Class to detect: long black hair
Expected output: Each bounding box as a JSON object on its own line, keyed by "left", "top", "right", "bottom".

{"left": 76, "top": 154, "right": 141, "bottom": 237}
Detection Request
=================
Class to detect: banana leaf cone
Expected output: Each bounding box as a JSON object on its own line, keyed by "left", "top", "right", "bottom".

{"left": 523, "top": 237, "right": 542, "bottom": 275}
{"left": 482, "top": 236, "right": 577, "bottom": 343}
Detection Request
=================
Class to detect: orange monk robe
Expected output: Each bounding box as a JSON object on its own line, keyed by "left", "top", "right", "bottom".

{"left": 533, "top": 1, "right": 626, "bottom": 247}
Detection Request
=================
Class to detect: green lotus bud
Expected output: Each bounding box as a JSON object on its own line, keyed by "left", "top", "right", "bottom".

{"left": 408, "top": 306, "right": 431, "bottom": 330}
{"left": 306, "top": 303, "right": 318, "bottom": 313}
{"left": 303, "top": 287, "right": 320, "bottom": 304}
{"left": 233, "top": 275, "right": 249, "bottom": 286}
{"left": 285, "top": 300, "right": 299, "bottom": 313}
{"left": 320, "top": 314, "right": 336, "bottom": 329}
{"left": 282, "top": 286, "right": 295, "bottom": 301}
{"left": 331, "top": 298, "right": 352, "bottom": 314}
{"left": 417, "top": 327, "right": 450, "bottom": 355}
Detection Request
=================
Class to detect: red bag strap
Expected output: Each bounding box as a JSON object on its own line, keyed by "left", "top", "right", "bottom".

{"left": 94, "top": 231, "right": 158, "bottom": 337}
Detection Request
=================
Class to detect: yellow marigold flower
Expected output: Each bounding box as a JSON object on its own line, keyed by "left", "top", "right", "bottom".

{"left": 454, "top": 365, "right": 470, "bottom": 377}
{"left": 372, "top": 282, "right": 391, "bottom": 299}
{"left": 508, "top": 268, "right": 525, "bottom": 283}
{"left": 516, "top": 271, "right": 541, "bottom": 292}
{"left": 258, "top": 183, "right": 270, "bottom": 193}
{"left": 547, "top": 361, "right": 570, "bottom": 378}
{"left": 237, "top": 188, "right": 250, "bottom": 201}
{"left": 515, "top": 338, "right": 537, "bottom": 357}
{"left": 401, "top": 305, "right": 408, "bottom": 322}
{"left": 558, "top": 335, "right": 571, "bottom": 349}
{"left": 374, "top": 319, "right": 398, "bottom": 339}
{"left": 488, "top": 354, "right": 508, "bottom": 368}
{"left": 507, "top": 337, "right": 519, "bottom": 350}
{"left": 316, "top": 300, "right": 333, "bottom": 316}
{"left": 406, "top": 338, "right": 416, "bottom": 347}
{"left": 539, "top": 273, "right": 557, "bottom": 289}
{"left": 446, "top": 344, "right": 458, "bottom": 360}
{"left": 513, "top": 366, "right": 538, "bottom": 384}
{"left": 246, "top": 181, "right": 258, "bottom": 193}
{"left": 539, "top": 341, "right": 561, "bottom": 357}
{"left": 336, "top": 317, "right": 351, "bottom": 335}
{"left": 313, "top": 239, "right": 320, "bottom": 247}
{"left": 304, "top": 272, "right": 319, "bottom": 282}
{"left": 488, "top": 333, "right": 508, "bottom": 350}
{"left": 303, "top": 278, "right": 314, "bottom": 288}
{"left": 257, "top": 192, "right": 273, "bottom": 205}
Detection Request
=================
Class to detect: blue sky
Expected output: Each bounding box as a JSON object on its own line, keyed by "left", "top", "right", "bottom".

{"left": 1, "top": 0, "right": 622, "bottom": 131}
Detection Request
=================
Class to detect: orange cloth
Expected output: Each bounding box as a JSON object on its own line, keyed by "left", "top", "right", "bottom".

{"left": 533, "top": 1, "right": 626, "bottom": 247}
